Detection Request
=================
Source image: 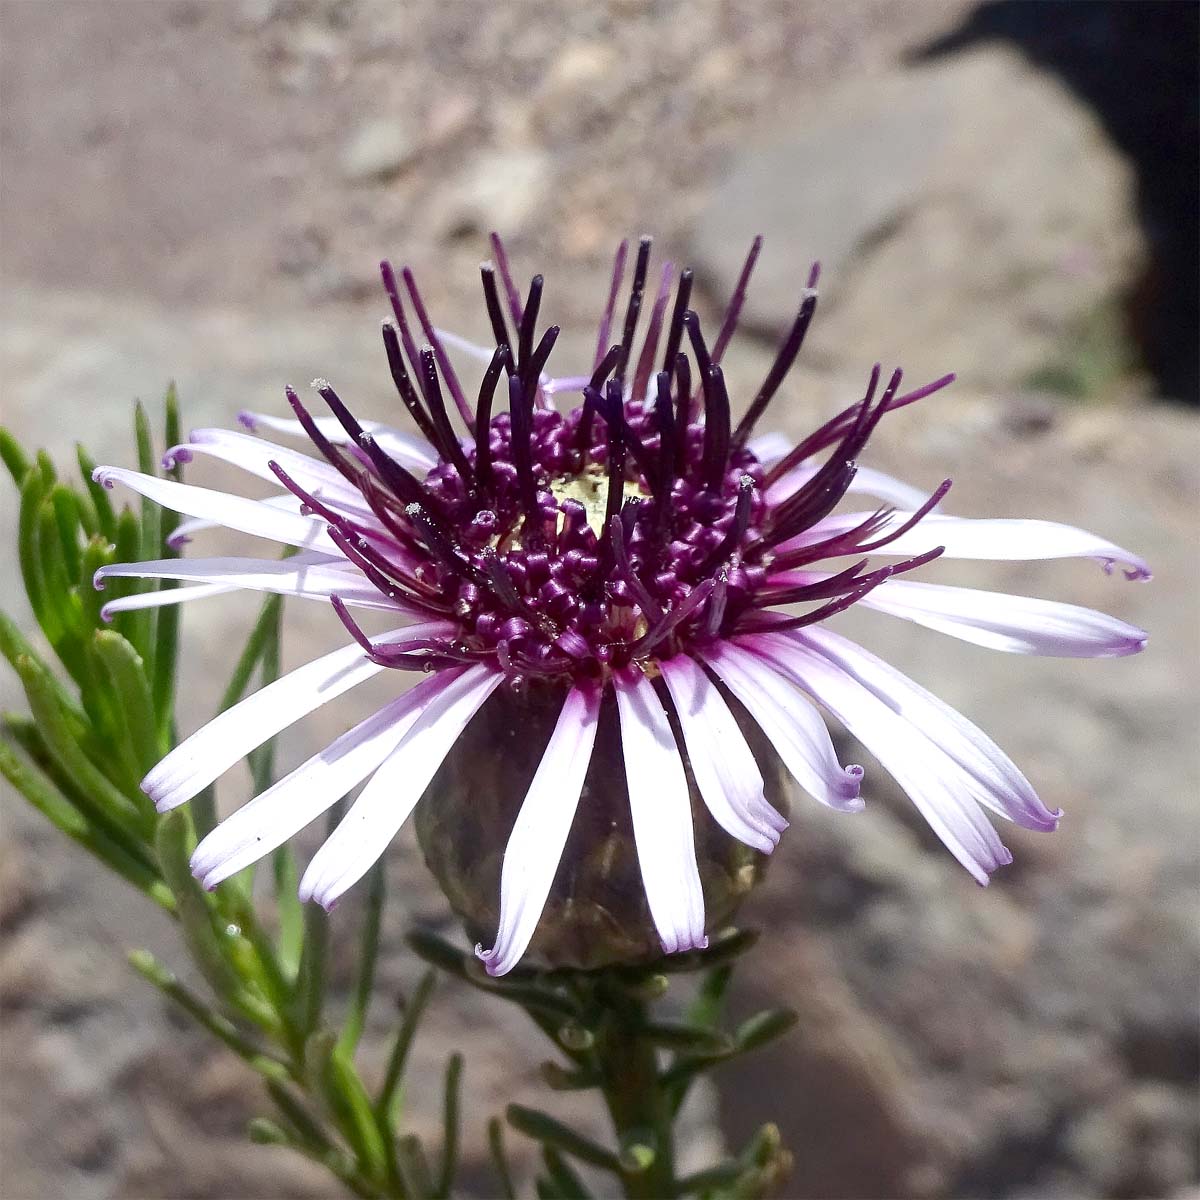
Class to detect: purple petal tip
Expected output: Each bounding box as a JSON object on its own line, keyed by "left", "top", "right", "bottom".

{"left": 236, "top": 410, "right": 256, "bottom": 430}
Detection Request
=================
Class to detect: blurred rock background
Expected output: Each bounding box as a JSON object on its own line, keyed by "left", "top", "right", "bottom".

{"left": 1, "top": 2, "right": 1196, "bottom": 1198}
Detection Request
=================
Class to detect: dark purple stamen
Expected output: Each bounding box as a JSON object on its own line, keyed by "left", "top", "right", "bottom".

{"left": 326, "top": 526, "right": 447, "bottom": 616}
{"left": 517, "top": 275, "right": 544, "bottom": 378}
{"left": 315, "top": 380, "right": 433, "bottom": 512}
{"left": 711, "top": 235, "right": 763, "bottom": 364}
{"left": 744, "top": 547, "right": 946, "bottom": 634}
{"left": 756, "top": 558, "right": 873, "bottom": 606}
{"left": 402, "top": 266, "right": 474, "bottom": 428}
{"left": 698, "top": 474, "right": 754, "bottom": 572}
{"left": 380, "top": 262, "right": 424, "bottom": 382}
{"left": 700, "top": 365, "right": 732, "bottom": 491}
{"left": 631, "top": 261, "right": 674, "bottom": 403}
{"left": 630, "top": 577, "right": 716, "bottom": 656}
{"left": 506, "top": 374, "right": 540, "bottom": 538}
{"left": 654, "top": 370, "right": 676, "bottom": 503}
{"left": 331, "top": 595, "right": 465, "bottom": 670}
{"left": 594, "top": 238, "right": 629, "bottom": 370}
{"left": 683, "top": 310, "right": 713, "bottom": 380}
{"left": 381, "top": 321, "right": 442, "bottom": 449}
{"left": 480, "top": 264, "right": 513, "bottom": 369}
{"left": 759, "top": 367, "right": 897, "bottom": 550}
{"left": 661, "top": 268, "right": 693, "bottom": 377}
{"left": 602, "top": 380, "right": 627, "bottom": 525}
{"left": 608, "top": 515, "right": 664, "bottom": 624}
{"left": 473, "top": 345, "right": 510, "bottom": 493}
{"left": 524, "top": 324, "right": 561, "bottom": 396}
{"left": 405, "top": 502, "right": 479, "bottom": 583}
{"left": 575, "top": 344, "right": 623, "bottom": 465}
{"left": 730, "top": 273, "right": 819, "bottom": 451}
{"left": 479, "top": 547, "right": 523, "bottom": 612}
{"left": 416, "top": 349, "right": 474, "bottom": 486}
{"left": 284, "top": 387, "right": 363, "bottom": 488}
{"left": 615, "top": 235, "right": 652, "bottom": 385}
{"left": 767, "top": 371, "right": 956, "bottom": 484}
{"left": 489, "top": 232, "right": 524, "bottom": 327}
{"left": 705, "top": 573, "right": 729, "bottom": 637}
{"left": 672, "top": 352, "right": 693, "bottom": 476}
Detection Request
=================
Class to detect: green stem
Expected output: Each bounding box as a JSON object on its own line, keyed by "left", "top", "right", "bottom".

{"left": 594, "top": 982, "right": 676, "bottom": 1200}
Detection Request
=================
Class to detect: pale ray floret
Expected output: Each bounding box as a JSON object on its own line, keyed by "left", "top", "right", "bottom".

{"left": 477, "top": 681, "right": 602, "bottom": 977}
{"left": 615, "top": 667, "right": 707, "bottom": 955}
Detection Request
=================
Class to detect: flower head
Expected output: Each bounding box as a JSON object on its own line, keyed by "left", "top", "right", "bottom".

{"left": 94, "top": 234, "right": 1150, "bottom": 974}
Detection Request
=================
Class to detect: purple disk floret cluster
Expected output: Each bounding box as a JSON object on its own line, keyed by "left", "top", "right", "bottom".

{"left": 93, "top": 234, "right": 1150, "bottom": 976}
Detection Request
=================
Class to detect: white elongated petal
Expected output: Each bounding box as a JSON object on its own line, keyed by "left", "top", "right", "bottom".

{"left": 701, "top": 643, "right": 864, "bottom": 811}
{"left": 746, "top": 633, "right": 1011, "bottom": 884}
{"left": 101, "top": 581, "right": 236, "bottom": 620}
{"left": 477, "top": 681, "right": 602, "bottom": 977}
{"left": 238, "top": 411, "right": 437, "bottom": 471}
{"left": 168, "top": 493, "right": 307, "bottom": 547}
{"left": 745, "top": 431, "right": 793, "bottom": 466}
{"left": 615, "top": 669, "right": 707, "bottom": 955}
{"left": 432, "top": 326, "right": 563, "bottom": 398}
{"left": 858, "top": 577, "right": 1149, "bottom": 657}
{"left": 659, "top": 654, "right": 787, "bottom": 853}
{"left": 299, "top": 665, "right": 502, "bottom": 908}
{"left": 799, "top": 626, "right": 1060, "bottom": 830}
{"left": 191, "top": 674, "right": 449, "bottom": 888}
{"left": 767, "top": 463, "right": 938, "bottom": 512}
{"left": 143, "top": 624, "right": 449, "bottom": 810}
{"left": 169, "top": 429, "right": 374, "bottom": 516}
{"left": 790, "top": 511, "right": 1152, "bottom": 580}
{"left": 96, "top": 555, "right": 407, "bottom": 613}
{"left": 93, "top": 466, "right": 336, "bottom": 552}
{"left": 433, "top": 326, "right": 503, "bottom": 364}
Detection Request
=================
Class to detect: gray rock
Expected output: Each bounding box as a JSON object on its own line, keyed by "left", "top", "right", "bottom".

{"left": 691, "top": 47, "right": 1145, "bottom": 394}
{"left": 340, "top": 117, "right": 419, "bottom": 183}
{"left": 438, "top": 147, "right": 552, "bottom": 238}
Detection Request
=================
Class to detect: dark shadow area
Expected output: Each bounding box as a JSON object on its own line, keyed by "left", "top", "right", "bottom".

{"left": 915, "top": 1, "right": 1199, "bottom": 404}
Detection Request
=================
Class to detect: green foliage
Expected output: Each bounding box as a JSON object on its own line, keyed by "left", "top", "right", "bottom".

{"left": 0, "top": 398, "right": 454, "bottom": 1200}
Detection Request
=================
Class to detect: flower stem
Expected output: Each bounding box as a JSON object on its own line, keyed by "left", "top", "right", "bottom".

{"left": 594, "top": 978, "right": 676, "bottom": 1200}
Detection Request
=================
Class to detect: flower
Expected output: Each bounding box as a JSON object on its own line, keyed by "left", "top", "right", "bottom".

{"left": 93, "top": 234, "right": 1150, "bottom": 975}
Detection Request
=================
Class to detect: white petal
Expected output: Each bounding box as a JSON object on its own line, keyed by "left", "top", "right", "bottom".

{"left": 299, "top": 665, "right": 502, "bottom": 908}
{"left": 800, "top": 626, "right": 1060, "bottom": 830}
{"left": 477, "top": 681, "right": 602, "bottom": 977}
{"left": 746, "top": 431, "right": 793, "bottom": 466}
{"left": 167, "top": 493, "right": 307, "bottom": 547}
{"left": 659, "top": 653, "right": 786, "bottom": 853}
{"left": 101, "top": 581, "right": 236, "bottom": 620}
{"left": 191, "top": 676, "right": 447, "bottom": 889}
{"left": 789, "top": 512, "right": 1152, "bottom": 580}
{"left": 170, "top": 429, "right": 375, "bottom": 518}
{"left": 615, "top": 669, "right": 707, "bottom": 955}
{"left": 767, "top": 463, "right": 938, "bottom": 512}
{"left": 859, "top": 578, "right": 1149, "bottom": 658}
{"left": 746, "top": 633, "right": 1011, "bottom": 884}
{"left": 701, "top": 643, "right": 864, "bottom": 812}
{"left": 143, "top": 624, "right": 448, "bottom": 810}
{"left": 238, "top": 411, "right": 437, "bottom": 471}
{"left": 97, "top": 555, "right": 409, "bottom": 613}
{"left": 92, "top": 466, "right": 336, "bottom": 553}
{"left": 542, "top": 374, "right": 592, "bottom": 396}
{"left": 433, "top": 326, "right": 502, "bottom": 364}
